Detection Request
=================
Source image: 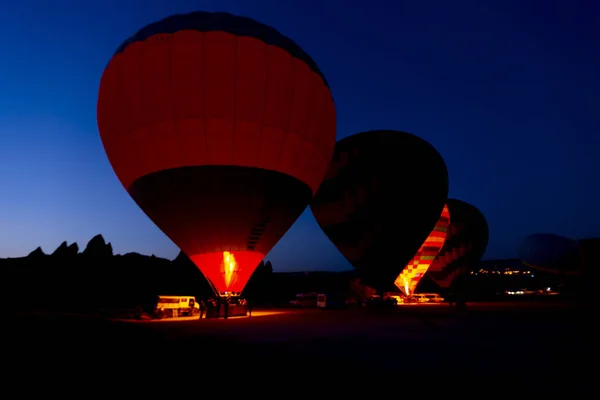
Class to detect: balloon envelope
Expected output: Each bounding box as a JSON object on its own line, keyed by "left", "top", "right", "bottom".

{"left": 427, "top": 198, "right": 489, "bottom": 289}
{"left": 310, "top": 130, "right": 448, "bottom": 292}
{"left": 518, "top": 233, "right": 582, "bottom": 276}
{"left": 579, "top": 238, "right": 600, "bottom": 273}
{"left": 395, "top": 204, "right": 450, "bottom": 296}
{"left": 97, "top": 11, "right": 336, "bottom": 296}
{"left": 577, "top": 238, "right": 600, "bottom": 296}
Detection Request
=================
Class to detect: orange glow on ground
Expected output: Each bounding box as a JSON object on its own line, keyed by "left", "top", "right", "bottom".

{"left": 395, "top": 205, "right": 450, "bottom": 296}
{"left": 191, "top": 251, "right": 265, "bottom": 296}
{"left": 116, "top": 310, "right": 288, "bottom": 323}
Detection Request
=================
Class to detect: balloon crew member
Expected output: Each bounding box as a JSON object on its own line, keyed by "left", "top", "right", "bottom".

{"left": 199, "top": 300, "right": 205, "bottom": 319}
{"left": 223, "top": 299, "right": 229, "bottom": 319}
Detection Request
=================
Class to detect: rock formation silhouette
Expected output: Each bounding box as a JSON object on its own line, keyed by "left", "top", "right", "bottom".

{"left": 82, "top": 234, "right": 113, "bottom": 258}
{"left": 51, "top": 241, "right": 79, "bottom": 258}
{"left": 27, "top": 246, "right": 45, "bottom": 258}
{"left": 0, "top": 235, "right": 212, "bottom": 313}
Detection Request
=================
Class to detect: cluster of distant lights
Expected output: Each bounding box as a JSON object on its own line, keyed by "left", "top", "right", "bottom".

{"left": 505, "top": 288, "right": 555, "bottom": 295}
{"left": 470, "top": 269, "right": 534, "bottom": 276}
{"left": 470, "top": 268, "right": 560, "bottom": 296}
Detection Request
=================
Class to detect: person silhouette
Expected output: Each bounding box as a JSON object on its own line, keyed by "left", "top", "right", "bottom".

{"left": 223, "top": 299, "right": 229, "bottom": 319}
{"left": 199, "top": 300, "right": 205, "bottom": 319}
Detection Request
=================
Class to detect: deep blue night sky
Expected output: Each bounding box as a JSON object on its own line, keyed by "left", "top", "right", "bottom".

{"left": 0, "top": 0, "right": 598, "bottom": 271}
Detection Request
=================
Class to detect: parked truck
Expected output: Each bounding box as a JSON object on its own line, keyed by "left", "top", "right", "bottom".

{"left": 153, "top": 295, "right": 200, "bottom": 319}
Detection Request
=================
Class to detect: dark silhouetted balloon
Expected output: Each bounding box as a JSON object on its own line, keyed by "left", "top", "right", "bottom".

{"left": 427, "top": 198, "right": 489, "bottom": 289}
{"left": 395, "top": 204, "right": 450, "bottom": 296}
{"left": 518, "top": 233, "right": 582, "bottom": 276}
{"left": 579, "top": 238, "right": 600, "bottom": 273}
{"left": 310, "top": 130, "right": 448, "bottom": 292}
{"left": 577, "top": 238, "right": 600, "bottom": 298}
{"left": 97, "top": 12, "right": 336, "bottom": 296}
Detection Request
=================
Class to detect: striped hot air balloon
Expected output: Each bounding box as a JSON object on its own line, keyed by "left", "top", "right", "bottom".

{"left": 426, "top": 199, "right": 489, "bottom": 290}
{"left": 395, "top": 204, "right": 450, "bottom": 296}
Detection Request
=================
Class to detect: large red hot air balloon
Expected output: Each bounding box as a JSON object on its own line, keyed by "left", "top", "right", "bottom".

{"left": 310, "top": 130, "right": 448, "bottom": 292}
{"left": 426, "top": 198, "right": 489, "bottom": 289}
{"left": 97, "top": 12, "right": 336, "bottom": 297}
{"left": 395, "top": 204, "right": 450, "bottom": 296}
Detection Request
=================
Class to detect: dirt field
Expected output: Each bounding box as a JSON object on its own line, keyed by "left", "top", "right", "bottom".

{"left": 5, "top": 301, "right": 595, "bottom": 395}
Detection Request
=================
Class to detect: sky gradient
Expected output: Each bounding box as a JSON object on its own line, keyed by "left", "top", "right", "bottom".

{"left": 0, "top": 0, "right": 598, "bottom": 271}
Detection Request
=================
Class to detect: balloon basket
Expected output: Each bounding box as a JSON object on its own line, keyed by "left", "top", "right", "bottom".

{"left": 205, "top": 296, "right": 249, "bottom": 318}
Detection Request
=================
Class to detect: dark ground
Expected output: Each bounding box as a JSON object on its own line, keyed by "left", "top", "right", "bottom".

{"left": 4, "top": 301, "right": 596, "bottom": 396}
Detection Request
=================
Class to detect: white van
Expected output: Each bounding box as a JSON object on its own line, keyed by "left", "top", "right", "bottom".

{"left": 410, "top": 294, "right": 429, "bottom": 303}
{"left": 410, "top": 293, "right": 445, "bottom": 303}
{"left": 289, "top": 292, "right": 319, "bottom": 307}
{"left": 421, "top": 293, "right": 445, "bottom": 303}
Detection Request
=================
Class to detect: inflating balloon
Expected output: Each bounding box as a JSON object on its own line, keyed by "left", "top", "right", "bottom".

{"left": 395, "top": 204, "right": 450, "bottom": 296}
{"left": 427, "top": 198, "right": 489, "bottom": 289}
{"left": 97, "top": 11, "right": 336, "bottom": 296}
{"left": 310, "top": 130, "right": 448, "bottom": 292}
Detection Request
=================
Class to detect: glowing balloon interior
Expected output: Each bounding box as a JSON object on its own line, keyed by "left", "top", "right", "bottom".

{"left": 426, "top": 198, "right": 489, "bottom": 289}
{"left": 191, "top": 251, "right": 265, "bottom": 296}
{"left": 395, "top": 204, "right": 450, "bottom": 296}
